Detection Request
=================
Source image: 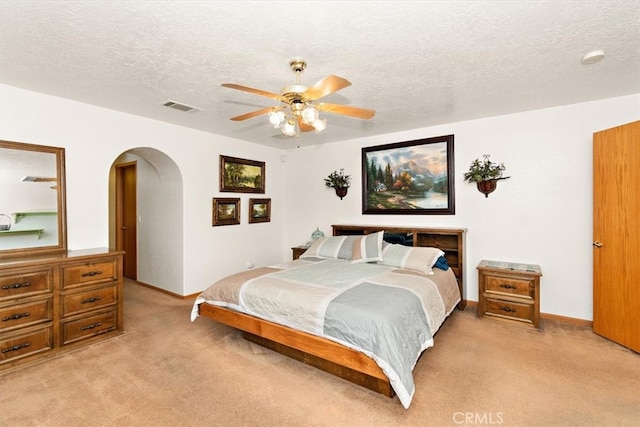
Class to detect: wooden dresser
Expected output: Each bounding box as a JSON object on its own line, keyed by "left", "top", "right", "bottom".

{"left": 0, "top": 248, "right": 123, "bottom": 372}
{"left": 477, "top": 260, "right": 542, "bottom": 329}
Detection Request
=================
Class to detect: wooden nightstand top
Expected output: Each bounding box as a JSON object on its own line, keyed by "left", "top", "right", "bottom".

{"left": 477, "top": 259, "right": 542, "bottom": 276}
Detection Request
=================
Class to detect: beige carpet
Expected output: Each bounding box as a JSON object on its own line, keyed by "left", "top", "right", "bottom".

{"left": 1, "top": 279, "right": 639, "bottom": 427}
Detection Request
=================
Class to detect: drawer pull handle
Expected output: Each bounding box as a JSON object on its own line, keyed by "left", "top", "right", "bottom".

{"left": 81, "top": 296, "right": 102, "bottom": 304}
{"left": 499, "top": 284, "right": 517, "bottom": 290}
{"left": 81, "top": 322, "right": 103, "bottom": 331}
{"left": 2, "top": 312, "right": 31, "bottom": 321}
{"left": 1, "top": 342, "right": 31, "bottom": 353}
{"left": 1, "top": 282, "right": 31, "bottom": 290}
{"left": 81, "top": 271, "right": 103, "bottom": 277}
{"left": 499, "top": 306, "right": 516, "bottom": 313}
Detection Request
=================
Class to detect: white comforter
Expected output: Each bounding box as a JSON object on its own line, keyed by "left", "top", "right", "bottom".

{"left": 192, "top": 258, "right": 460, "bottom": 408}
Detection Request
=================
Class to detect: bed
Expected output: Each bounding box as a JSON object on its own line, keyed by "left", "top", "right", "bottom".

{"left": 191, "top": 225, "right": 466, "bottom": 408}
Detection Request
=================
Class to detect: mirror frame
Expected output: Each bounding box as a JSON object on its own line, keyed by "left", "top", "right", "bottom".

{"left": 0, "top": 140, "right": 67, "bottom": 259}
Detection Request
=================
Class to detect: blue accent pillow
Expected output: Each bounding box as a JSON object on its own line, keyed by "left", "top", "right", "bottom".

{"left": 383, "top": 233, "right": 407, "bottom": 245}
{"left": 433, "top": 256, "right": 449, "bottom": 271}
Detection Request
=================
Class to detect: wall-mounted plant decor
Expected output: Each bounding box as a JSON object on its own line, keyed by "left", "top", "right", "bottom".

{"left": 463, "top": 154, "right": 509, "bottom": 198}
{"left": 220, "top": 155, "right": 265, "bottom": 193}
{"left": 212, "top": 197, "right": 240, "bottom": 226}
{"left": 324, "top": 169, "right": 351, "bottom": 200}
{"left": 362, "top": 135, "right": 455, "bottom": 214}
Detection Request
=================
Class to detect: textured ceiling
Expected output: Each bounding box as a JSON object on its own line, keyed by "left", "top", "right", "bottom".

{"left": 1, "top": 1, "right": 639, "bottom": 150}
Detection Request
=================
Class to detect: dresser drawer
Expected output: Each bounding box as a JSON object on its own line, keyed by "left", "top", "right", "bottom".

{"left": 0, "top": 268, "right": 53, "bottom": 301}
{"left": 61, "top": 260, "right": 117, "bottom": 289}
{"left": 61, "top": 309, "right": 117, "bottom": 345}
{"left": 61, "top": 285, "right": 117, "bottom": 318}
{"left": 484, "top": 275, "right": 533, "bottom": 299}
{"left": 0, "top": 297, "right": 53, "bottom": 332}
{"left": 0, "top": 326, "right": 53, "bottom": 363}
{"left": 484, "top": 297, "right": 533, "bottom": 324}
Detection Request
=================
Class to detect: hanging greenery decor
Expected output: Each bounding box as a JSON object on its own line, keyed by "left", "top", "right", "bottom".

{"left": 463, "top": 154, "right": 509, "bottom": 197}
{"left": 325, "top": 169, "right": 351, "bottom": 199}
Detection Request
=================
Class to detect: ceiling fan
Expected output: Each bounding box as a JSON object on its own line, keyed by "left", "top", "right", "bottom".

{"left": 221, "top": 58, "right": 375, "bottom": 137}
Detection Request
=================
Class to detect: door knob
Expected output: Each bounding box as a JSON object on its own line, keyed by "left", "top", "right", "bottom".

{"left": 593, "top": 241, "right": 603, "bottom": 248}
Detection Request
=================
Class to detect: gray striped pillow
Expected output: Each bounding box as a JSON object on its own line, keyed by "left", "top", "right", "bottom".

{"left": 299, "top": 236, "right": 358, "bottom": 260}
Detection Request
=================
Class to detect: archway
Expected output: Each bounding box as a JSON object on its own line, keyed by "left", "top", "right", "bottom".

{"left": 109, "top": 148, "right": 184, "bottom": 295}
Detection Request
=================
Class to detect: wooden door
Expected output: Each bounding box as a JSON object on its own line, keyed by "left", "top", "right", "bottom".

{"left": 593, "top": 120, "right": 640, "bottom": 352}
{"left": 115, "top": 162, "right": 137, "bottom": 280}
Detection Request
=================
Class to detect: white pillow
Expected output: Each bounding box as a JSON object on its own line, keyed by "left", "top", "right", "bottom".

{"left": 378, "top": 244, "right": 444, "bottom": 275}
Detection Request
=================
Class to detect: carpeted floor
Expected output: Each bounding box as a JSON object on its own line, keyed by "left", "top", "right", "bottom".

{"left": 1, "top": 279, "right": 639, "bottom": 426}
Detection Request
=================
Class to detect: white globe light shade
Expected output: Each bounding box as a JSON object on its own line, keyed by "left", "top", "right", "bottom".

{"left": 301, "top": 106, "right": 319, "bottom": 124}
{"left": 281, "top": 120, "right": 296, "bottom": 136}
{"left": 313, "top": 119, "right": 327, "bottom": 132}
{"left": 268, "top": 111, "right": 285, "bottom": 128}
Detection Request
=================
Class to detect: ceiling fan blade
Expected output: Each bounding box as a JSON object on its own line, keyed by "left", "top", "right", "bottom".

{"left": 296, "top": 117, "right": 315, "bottom": 132}
{"left": 229, "top": 107, "right": 274, "bottom": 121}
{"left": 221, "top": 83, "right": 282, "bottom": 101}
{"left": 303, "top": 75, "right": 351, "bottom": 100}
{"left": 316, "top": 103, "right": 375, "bottom": 119}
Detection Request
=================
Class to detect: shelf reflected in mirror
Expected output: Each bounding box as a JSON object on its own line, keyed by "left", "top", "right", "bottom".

{"left": 0, "top": 140, "right": 67, "bottom": 258}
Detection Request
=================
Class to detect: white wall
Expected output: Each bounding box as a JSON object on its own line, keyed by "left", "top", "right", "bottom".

{"left": 1, "top": 84, "right": 286, "bottom": 296}
{"left": 2, "top": 83, "right": 638, "bottom": 320}
{"left": 282, "top": 94, "right": 640, "bottom": 321}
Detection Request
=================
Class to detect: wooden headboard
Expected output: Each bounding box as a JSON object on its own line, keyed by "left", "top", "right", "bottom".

{"left": 332, "top": 224, "right": 467, "bottom": 310}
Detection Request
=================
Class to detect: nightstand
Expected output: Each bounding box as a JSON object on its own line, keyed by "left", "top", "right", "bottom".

{"left": 477, "top": 260, "right": 542, "bottom": 329}
{"left": 291, "top": 246, "right": 310, "bottom": 260}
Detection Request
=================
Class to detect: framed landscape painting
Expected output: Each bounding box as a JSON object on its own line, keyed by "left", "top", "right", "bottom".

{"left": 362, "top": 135, "right": 455, "bottom": 215}
{"left": 212, "top": 197, "right": 240, "bottom": 226}
{"left": 248, "top": 198, "right": 271, "bottom": 223}
{"left": 220, "top": 155, "right": 265, "bottom": 193}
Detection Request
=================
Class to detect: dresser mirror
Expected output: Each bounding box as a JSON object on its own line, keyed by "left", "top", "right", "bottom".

{"left": 0, "top": 140, "right": 67, "bottom": 258}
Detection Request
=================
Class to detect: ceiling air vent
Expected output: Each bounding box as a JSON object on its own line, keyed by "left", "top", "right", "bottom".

{"left": 163, "top": 100, "right": 202, "bottom": 112}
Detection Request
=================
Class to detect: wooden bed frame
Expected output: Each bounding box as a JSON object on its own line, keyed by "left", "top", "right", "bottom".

{"left": 197, "top": 225, "right": 466, "bottom": 398}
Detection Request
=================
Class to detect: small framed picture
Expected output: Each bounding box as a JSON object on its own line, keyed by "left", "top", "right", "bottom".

{"left": 249, "top": 198, "right": 271, "bottom": 223}
{"left": 212, "top": 197, "right": 240, "bottom": 226}
{"left": 220, "top": 155, "right": 265, "bottom": 193}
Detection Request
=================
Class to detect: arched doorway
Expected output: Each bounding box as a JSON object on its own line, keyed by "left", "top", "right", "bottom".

{"left": 109, "top": 148, "right": 184, "bottom": 295}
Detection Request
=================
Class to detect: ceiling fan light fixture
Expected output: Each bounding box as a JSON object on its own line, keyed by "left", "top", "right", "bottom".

{"left": 301, "top": 105, "right": 319, "bottom": 124}
{"left": 281, "top": 119, "right": 297, "bottom": 136}
{"left": 312, "top": 118, "right": 327, "bottom": 132}
{"left": 268, "top": 110, "right": 285, "bottom": 128}
{"left": 222, "top": 58, "right": 374, "bottom": 140}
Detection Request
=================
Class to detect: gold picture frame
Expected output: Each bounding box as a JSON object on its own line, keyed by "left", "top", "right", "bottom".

{"left": 220, "top": 155, "right": 265, "bottom": 193}
{"left": 248, "top": 198, "right": 271, "bottom": 223}
{"left": 212, "top": 197, "right": 240, "bottom": 226}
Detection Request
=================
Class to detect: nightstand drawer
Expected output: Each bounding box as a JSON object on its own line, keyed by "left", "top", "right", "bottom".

{"left": 484, "top": 275, "right": 533, "bottom": 299}
{"left": 484, "top": 297, "right": 533, "bottom": 324}
{"left": 477, "top": 260, "right": 542, "bottom": 329}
